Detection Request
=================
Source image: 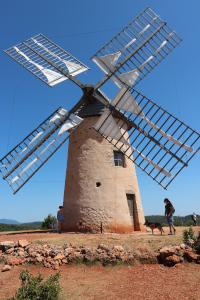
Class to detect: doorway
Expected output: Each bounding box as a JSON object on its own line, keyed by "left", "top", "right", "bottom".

{"left": 126, "top": 194, "right": 137, "bottom": 230}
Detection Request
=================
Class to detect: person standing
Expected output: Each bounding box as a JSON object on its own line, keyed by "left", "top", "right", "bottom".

{"left": 192, "top": 212, "right": 198, "bottom": 226}
{"left": 57, "top": 205, "right": 65, "bottom": 234}
{"left": 164, "top": 198, "right": 176, "bottom": 235}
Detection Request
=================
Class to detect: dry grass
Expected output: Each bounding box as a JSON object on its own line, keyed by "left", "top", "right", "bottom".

{"left": 28, "top": 226, "right": 200, "bottom": 253}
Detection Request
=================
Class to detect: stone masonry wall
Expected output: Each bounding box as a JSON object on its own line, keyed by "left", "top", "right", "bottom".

{"left": 63, "top": 116, "right": 145, "bottom": 233}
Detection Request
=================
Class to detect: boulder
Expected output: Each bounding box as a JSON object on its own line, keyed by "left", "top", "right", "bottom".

{"left": 180, "top": 244, "right": 186, "bottom": 250}
{"left": 52, "top": 265, "right": 59, "bottom": 270}
{"left": 5, "top": 248, "right": 15, "bottom": 254}
{"left": 184, "top": 250, "right": 198, "bottom": 261}
{"left": 34, "top": 256, "right": 43, "bottom": 264}
{"left": 97, "top": 244, "right": 110, "bottom": 252}
{"left": 1, "top": 265, "right": 11, "bottom": 272}
{"left": 0, "top": 241, "right": 15, "bottom": 251}
{"left": 6, "top": 257, "right": 22, "bottom": 266}
{"left": 18, "top": 240, "right": 29, "bottom": 248}
{"left": 113, "top": 246, "right": 124, "bottom": 252}
{"left": 159, "top": 246, "right": 178, "bottom": 259}
{"left": 186, "top": 239, "right": 195, "bottom": 247}
{"left": 44, "top": 262, "right": 51, "bottom": 268}
{"left": 54, "top": 253, "right": 65, "bottom": 260}
{"left": 165, "top": 255, "right": 183, "bottom": 266}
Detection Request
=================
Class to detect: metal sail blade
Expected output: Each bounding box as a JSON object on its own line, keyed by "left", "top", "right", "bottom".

{"left": 92, "top": 7, "right": 182, "bottom": 90}
{"left": 4, "top": 33, "right": 89, "bottom": 87}
{"left": 0, "top": 108, "right": 83, "bottom": 194}
{"left": 92, "top": 87, "right": 200, "bottom": 189}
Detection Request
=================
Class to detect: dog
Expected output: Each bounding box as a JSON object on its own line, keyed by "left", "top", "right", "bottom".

{"left": 144, "top": 220, "right": 164, "bottom": 235}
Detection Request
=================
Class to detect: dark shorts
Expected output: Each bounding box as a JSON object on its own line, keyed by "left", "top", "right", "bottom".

{"left": 167, "top": 214, "right": 173, "bottom": 225}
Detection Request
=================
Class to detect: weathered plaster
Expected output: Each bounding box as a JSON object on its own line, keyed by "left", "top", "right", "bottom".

{"left": 63, "top": 116, "right": 145, "bottom": 233}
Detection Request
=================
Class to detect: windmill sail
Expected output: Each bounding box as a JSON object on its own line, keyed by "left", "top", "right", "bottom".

{"left": 0, "top": 108, "right": 83, "bottom": 194}
{"left": 94, "top": 109, "right": 172, "bottom": 178}
{"left": 93, "top": 87, "right": 200, "bottom": 189}
{"left": 111, "top": 85, "right": 194, "bottom": 153}
{"left": 1, "top": 7, "right": 200, "bottom": 194}
{"left": 4, "top": 34, "right": 90, "bottom": 87}
{"left": 91, "top": 7, "right": 182, "bottom": 90}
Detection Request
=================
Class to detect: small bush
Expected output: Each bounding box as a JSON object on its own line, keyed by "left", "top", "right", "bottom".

{"left": 161, "top": 223, "right": 168, "bottom": 227}
{"left": 193, "top": 244, "right": 200, "bottom": 255}
{"left": 182, "top": 227, "right": 195, "bottom": 243}
{"left": 40, "top": 214, "right": 57, "bottom": 229}
{"left": 9, "top": 269, "right": 61, "bottom": 300}
{"left": 186, "top": 220, "right": 193, "bottom": 227}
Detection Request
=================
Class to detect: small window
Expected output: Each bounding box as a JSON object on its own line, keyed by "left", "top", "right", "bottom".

{"left": 114, "top": 151, "right": 124, "bottom": 167}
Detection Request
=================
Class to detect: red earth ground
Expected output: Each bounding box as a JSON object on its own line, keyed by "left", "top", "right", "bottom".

{"left": 0, "top": 229, "right": 200, "bottom": 299}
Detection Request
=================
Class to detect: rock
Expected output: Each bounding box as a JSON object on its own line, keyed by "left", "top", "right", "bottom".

{"left": 180, "top": 244, "right": 186, "bottom": 249}
{"left": 52, "top": 265, "right": 59, "bottom": 270}
{"left": 44, "top": 262, "right": 51, "bottom": 268}
{"left": 113, "top": 246, "right": 124, "bottom": 252}
{"left": 138, "top": 249, "right": 158, "bottom": 264}
{"left": 98, "top": 244, "right": 110, "bottom": 252}
{"left": 159, "top": 246, "right": 178, "bottom": 259}
{"left": 0, "top": 241, "right": 15, "bottom": 251}
{"left": 68, "top": 254, "right": 77, "bottom": 263}
{"left": 175, "top": 246, "right": 184, "bottom": 257}
{"left": 64, "top": 248, "right": 74, "bottom": 256}
{"left": 84, "top": 253, "right": 96, "bottom": 262}
{"left": 5, "top": 248, "right": 15, "bottom": 254}
{"left": 30, "top": 252, "right": 41, "bottom": 258}
{"left": 62, "top": 258, "right": 68, "bottom": 264}
{"left": 186, "top": 239, "right": 195, "bottom": 247}
{"left": 1, "top": 265, "right": 11, "bottom": 272}
{"left": 17, "top": 250, "right": 26, "bottom": 257}
{"left": 184, "top": 250, "right": 198, "bottom": 261}
{"left": 164, "top": 255, "right": 183, "bottom": 266}
{"left": 18, "top": 240, "right": 29, "bottom": 248}
{"left": 34, "top": 256, "right": 43, "bottom": 263}
{"left": 6, "top": 257, "right": 22, "bottom": 266}
{"left": 46, "top": 256, "right": 52, "bottom": 262}
{"left": 54, "top": 253, "right": 65, "bottom": 260}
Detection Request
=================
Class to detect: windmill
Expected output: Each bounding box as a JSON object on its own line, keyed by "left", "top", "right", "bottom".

{"left": 1, "top": 7, "right": 200, "bottom": 233}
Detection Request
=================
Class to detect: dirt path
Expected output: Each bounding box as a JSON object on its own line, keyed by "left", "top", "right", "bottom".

{"left": 0, "top": 263, "right": 200, "bottom": 299}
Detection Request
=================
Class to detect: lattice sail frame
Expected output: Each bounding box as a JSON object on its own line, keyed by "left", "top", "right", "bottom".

{"left": 93, "top": 85, "right": 200, "bottom": 189}
{"left": 4, "top": 33, "right": 89, "bottom": 87}
{"left": 0, "top": 108, "right": 83, "bottom": 194}
{"left": 91, "top": 6, "right": 182, "bottom": 89}
{"left": 1, "top": 7, "right": 199, "bottom": 194}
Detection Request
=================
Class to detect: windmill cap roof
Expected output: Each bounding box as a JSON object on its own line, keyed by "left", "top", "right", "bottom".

{"left": 76, "top": 89, "right": 110, "bottom": 118}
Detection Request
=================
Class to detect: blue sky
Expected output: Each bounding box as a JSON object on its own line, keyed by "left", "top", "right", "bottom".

{"left": 0, "top": 0, "right": 200, "bottom": 223}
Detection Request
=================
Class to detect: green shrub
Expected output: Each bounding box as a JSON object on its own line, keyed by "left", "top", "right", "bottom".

{"left": 161, "top": 223, "right": 168, "bottom": 227}
{"left": 9, "top": 269, "right": 61, "bottom": 300}
{"left": 40, "top": 214, "right": 57, "bottom": 229}
{"left": 186, "top": 220, "right": 193, "bottom": 227}
{"left": 182, "top": 227, "right": 195, "bottom": 243}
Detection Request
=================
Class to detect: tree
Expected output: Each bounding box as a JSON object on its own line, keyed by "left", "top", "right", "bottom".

{"left": 40, "top": 214, "right": 57, "bottom": 229}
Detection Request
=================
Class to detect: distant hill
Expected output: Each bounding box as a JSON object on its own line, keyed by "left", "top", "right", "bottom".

{"left": 21, "top": 222, "right": 42, "bottom": 227}
{"left": 0, "top": 219, "right": 42, "bottom": 227}
{"left": 0, "top": 221, "right": 42, "bottom": 232}
{"left": 0, "top": 219, "right": 20, "bottom": 225}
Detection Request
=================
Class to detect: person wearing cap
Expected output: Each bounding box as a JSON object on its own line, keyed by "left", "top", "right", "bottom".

{"left": 57, "top": 205, "right": 65, "bottom": 233}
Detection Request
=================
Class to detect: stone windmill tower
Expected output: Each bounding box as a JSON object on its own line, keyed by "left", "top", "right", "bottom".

{"left": 1, "top": 7, "right": 200, "bottom": 233}
{"left": 63, "top": 94, "right": 144, "bottom": 233}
